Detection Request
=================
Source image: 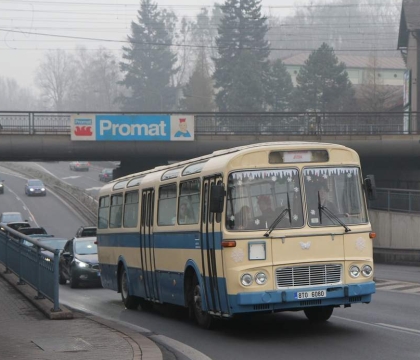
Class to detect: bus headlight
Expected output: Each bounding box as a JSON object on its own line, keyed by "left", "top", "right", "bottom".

{"left": 362, "top": 265, "right": 373, "bottom": 277}
{"left": 349, "top": 265, "right": 360, "bottom": 278}
{"left": 255, "top": 272, "right": 267, "bottom": 285}
{"left": 241, "top": 273, "right": 253, "bottom": 286}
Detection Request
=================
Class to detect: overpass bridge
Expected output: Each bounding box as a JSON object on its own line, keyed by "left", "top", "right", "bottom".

{"left": 0, "top": 111, "right": 419, "bottom": 187}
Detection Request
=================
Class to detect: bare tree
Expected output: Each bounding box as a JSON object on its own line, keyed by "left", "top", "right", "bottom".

{"left": 0, "top": 77, "right": 39, "bottom": 110}
{"left": 35, "top": 49, "right": 77, "bottom": 111}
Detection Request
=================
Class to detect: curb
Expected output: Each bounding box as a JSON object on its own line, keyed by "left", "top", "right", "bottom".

{"left": 0, "top": 263, "right": 73, "bottom": 320}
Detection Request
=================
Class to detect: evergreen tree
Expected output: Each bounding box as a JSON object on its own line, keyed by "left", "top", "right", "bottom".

{"left": 293, "top": 43, "right": 355, "bottom": 112}
{"left": 180, "top": 51, "right": 215, "bottom": 112}
{"left": 213, "top": 0, "right": 270, "bottom": 111}
{"left": 119, "top": 0, "right": 179, "bottom": 111}
{"left": 266, "top": 59, "right": 293, "bottom": 111}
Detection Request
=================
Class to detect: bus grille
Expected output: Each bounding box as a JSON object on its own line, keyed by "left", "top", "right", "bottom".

{"left": 275, "top": 264, "right": 342, "bottom": 288}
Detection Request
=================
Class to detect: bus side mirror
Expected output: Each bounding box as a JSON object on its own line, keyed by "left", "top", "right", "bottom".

{"left": 364, "top": 175, "right": 377, "bottom": 200}
{"left": 210, "top": 184, "right": 225, "bottom": 213}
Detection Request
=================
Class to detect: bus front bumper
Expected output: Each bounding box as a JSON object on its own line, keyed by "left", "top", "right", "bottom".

{"left": 229, "top": 282, "right": 375, "bottom": 314}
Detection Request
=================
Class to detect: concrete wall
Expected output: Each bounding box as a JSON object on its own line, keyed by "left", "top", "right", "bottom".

{"left": 369, "top": 209, "right": 420, "bottom": 265}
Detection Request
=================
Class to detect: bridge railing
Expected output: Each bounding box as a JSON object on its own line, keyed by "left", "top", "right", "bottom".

{"left": 0, "top": 111, "right": 416, "bottom": 135}
{"left": 369, "top": 188, "right": 420, "bottom": 213}
{"left": 0, "top": 226, "right": 61, "bottom": 312}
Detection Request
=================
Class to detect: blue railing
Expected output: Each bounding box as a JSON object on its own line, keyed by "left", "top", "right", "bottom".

{"left": 0, "top": 226, "right": 61, "bottom": 312}
{"left": 0, "top": 111, "right": 416, "bottom": 135}
{"left": 369, "top": 188, "right": 420, "bottom": 213}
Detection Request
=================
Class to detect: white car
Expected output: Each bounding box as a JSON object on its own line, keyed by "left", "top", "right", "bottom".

{"left": 69, "top": 161, "right": 90, "bottom": 171}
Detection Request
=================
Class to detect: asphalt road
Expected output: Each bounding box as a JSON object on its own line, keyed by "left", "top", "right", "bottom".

{"left": 1, "top": 162, "right": 420, "bottom": 360}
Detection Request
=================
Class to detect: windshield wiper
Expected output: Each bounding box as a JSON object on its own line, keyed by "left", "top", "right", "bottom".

{"left": 317, "top": 191, "right": 351, "bottom": 233}
{"left": 264, "top": 192, "right": 292, "bottom": 237}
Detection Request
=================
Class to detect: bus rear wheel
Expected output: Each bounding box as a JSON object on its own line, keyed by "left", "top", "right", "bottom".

{"left": 120, "top": 268, "right": 139, "bottom": 310}
{"left": 304, "top": 306, "right": 334, "bottom": 322}
{"left": 190, "top": 274, "right": 213, "bottom": 329}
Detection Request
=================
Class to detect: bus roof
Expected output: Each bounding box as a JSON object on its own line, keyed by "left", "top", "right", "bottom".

{"left": 99, "top": 142, "right": 358, "bottom": 194}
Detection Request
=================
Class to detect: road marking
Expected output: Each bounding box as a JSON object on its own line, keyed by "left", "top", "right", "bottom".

{"left": 376, "top": 323, "right": 420, "bottom": 334}
{"left": 4, "top": 186, "right": 39, "bottom": 227}
{"left": 375, "top": 279, "right": 420, "bottom": 294}
{"left": 62, "top": 176, "right": 81, "bottom": 180}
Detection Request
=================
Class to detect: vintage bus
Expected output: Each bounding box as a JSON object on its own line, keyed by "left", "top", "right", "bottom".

{"left": 97, "top": 142, "right": 377, "bottom": 328}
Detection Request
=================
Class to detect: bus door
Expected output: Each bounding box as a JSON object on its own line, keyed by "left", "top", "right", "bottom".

{"left": 200, "top": 176, "right": 226, "bottom": 316}
{"left": 140, "top": 189, "right": 159, "bottom": 302}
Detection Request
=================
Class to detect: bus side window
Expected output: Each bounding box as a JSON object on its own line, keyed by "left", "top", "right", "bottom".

{"left": 109, "top": 194, "right": 123, "bottom": 228}
{"left": 215, "top": 180, "right": 223, "bottom": 223}
{"left": 158, "top": 184, "right": 177, "bottom": 226}
{"left": 98, "top": 196, "right": 110, "bottom": 229}
{"left": 179, "top": 179, "right": 200, "bottom": 225}
{"left": 202, "top": 183, "right": 208, "bottom": 224}
{"left": 123, "top": 191, "right": 139, "bottom": 228}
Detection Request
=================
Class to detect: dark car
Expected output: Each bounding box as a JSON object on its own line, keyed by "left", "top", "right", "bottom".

{"left": 75, "top": 226, "right": 97, "bottom": 238}
{"left": 59, "top": 237, "right": 101, "bottom": 288}
{"left": 18, "top": 227, "right": 48, "bottom": 236}
{"left": 99, "top": 168, "right": 113, "bottom": 182}
{"left": 0, "top": 178, "right": 4, "bottom": 194}
{"left": 0, "top": 221, "right": 30, "bottom": 237}
{"left": 24, "top": 237, "right": 68, "bottom": 261}
{"left": 25, "top": 179, "right": 46, "bottom": 196}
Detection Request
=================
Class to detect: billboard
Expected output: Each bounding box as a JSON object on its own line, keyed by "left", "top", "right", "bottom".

{"left": 71, "top": 114, "right": 195, "bottom": 141}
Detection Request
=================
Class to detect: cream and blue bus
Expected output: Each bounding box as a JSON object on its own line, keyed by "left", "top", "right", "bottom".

{"left": 97, "top": 142, "right": 377, "bottom": 328}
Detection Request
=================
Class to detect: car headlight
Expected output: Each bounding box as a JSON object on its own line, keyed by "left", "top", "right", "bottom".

{"left": 349, "top": 265, "right": 360, "bottom": 278}
{"left": 0, "top": 184, "right": 3, "bottom": 187}
{"left": 362, "top": 265, "right": 373, "bottom": 277}
{"left": 41, "top": 188, "right": 45, "bottom": 191}
{"left": 255, "top": 272, "right": 267, "bottom": 285}
{"left": 241, "top": 273, "right": 253, "bottom": 286}
{"left": 75, "top": 259, "right": 88, "bottom": 268}
{"left": 29, "top": 188, "right": 34, "bottom": 191}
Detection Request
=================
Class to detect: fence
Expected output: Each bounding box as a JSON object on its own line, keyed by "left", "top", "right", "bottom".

{"left": 369, "top": 188, "right": 420, "bottom": 213}
{"left": 0, "top": 226, "right": 61, "bottom": 312}
{"left": 0, "top": 111, "right": 416, "bottom": 135}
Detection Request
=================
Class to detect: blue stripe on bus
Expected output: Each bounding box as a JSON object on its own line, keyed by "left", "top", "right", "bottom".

{"left": 98, "top": 231, "right": 223, "bottom": 250}
{"left": 100, "top": 262, "right": 230, "bottom": 313}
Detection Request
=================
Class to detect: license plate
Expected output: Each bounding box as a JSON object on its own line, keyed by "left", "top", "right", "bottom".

{"left": 294, "top": 290, "right": 326, "bottom": 300}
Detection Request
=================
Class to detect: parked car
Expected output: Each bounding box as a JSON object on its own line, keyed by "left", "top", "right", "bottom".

{"left": 75, "top": 226, "right": 97, "bottom": 238}
{"left": 0, "top": 178, "right": 4, "bottom": 194}
{"left": 0, "top": 212, "right": 24, "bottom": 226}
{"left": 25, "top": 179, "right": 46, "bottom": 196}
{"left": 59, "top": 237, "right": 101, "bottom": 288}
{"left": 99, "top": 168, "right": 113, "bottom": 182}
{"left": 69, "top": 161, "right": 90, "bottom": 171}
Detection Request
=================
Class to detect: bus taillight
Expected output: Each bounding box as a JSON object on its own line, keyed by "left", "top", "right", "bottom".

{"left": 222, "top": 240, "right": 236, "bottom": 248}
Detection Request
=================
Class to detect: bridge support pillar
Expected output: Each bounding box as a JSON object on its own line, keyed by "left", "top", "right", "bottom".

{"left": 113, "top": 158, "right": 169, "bottom": 179}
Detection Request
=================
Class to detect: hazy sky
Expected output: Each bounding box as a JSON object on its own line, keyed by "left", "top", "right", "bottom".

{"left": 0, "top": 0, "right": 300, "bottom": 89}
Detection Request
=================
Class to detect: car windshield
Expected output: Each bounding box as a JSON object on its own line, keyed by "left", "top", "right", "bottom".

{"left": 80, "top": 228, "right": 97, "bottom": 237}
{"left": 104, "top": 169, "right": 113, "bottom": 174}
{"left": 226, "top": 169, "right": 304, "bottom": 231}
{"left": 303, "top": 167, "right": 368, "bottom": 227}
{"left": 28, "top": 180, "right": 43, "bottom": 186}
{"left": 1, "top": 213, "right": 23, "bottom": 222}
{"left": 75, "top": 239, "right": 97, "bottom": 255}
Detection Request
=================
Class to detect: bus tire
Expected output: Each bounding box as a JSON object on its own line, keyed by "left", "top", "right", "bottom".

{"left": 190, "top": 274, "right": 213, "bottom": 329}
{"left": 139, "top": 298, "right": 153, "bottom": 311}
{"left": 120, "top": 268, "right": 139, "bottom": 310}
{"left": 304, "top": 306, "right": 334, "bottom": 322}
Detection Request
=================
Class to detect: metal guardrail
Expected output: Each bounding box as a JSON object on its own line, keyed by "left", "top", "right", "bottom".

{"left": 0, "top": 226, "right": 61, "bottom": 311}
{"left": 0, "top": 111, "right": 416, "bottom": 135}
{"left": 369, "top": 188, "right": 420, "bottom": 213}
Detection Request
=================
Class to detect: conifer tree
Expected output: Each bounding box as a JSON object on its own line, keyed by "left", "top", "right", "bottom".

{"left": 266, "top": 59, "right": 293, "bottom": 111}
{"left": 213, "top": 0, "right": 270, "bottom": 111}
{"left": 119, "top": 0, "right": 179, "bottom": 111}
{"left": 293, "top": 43, "right": 355, "bottom": 112}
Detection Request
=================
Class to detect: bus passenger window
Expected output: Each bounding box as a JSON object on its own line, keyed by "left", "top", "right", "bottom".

{"left": 123, "top": 191, "right": 139, "bottom": 228}
{"left": 158, "top": 184, "right": 177, "bottom": 226}
{"left": 179, "top": 180, "right": 200, "bottom": 225}
{"left": 109, "top": 194, "right": 123, "bottom": 228}
{"left": 98, "top": 196, "right": 110, "bottom": 229}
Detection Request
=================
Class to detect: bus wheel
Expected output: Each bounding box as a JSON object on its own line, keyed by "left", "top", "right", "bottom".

{"left": 304, "top": 306, "right": 334, "bottom": 322}
{"left": 191, "top": 275, "right": 213, "bottom": 329}
{"left": 120, "top": 268, "right": 139, "bottom": 310}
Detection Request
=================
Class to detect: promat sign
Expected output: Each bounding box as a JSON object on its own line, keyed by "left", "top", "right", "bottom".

{"left": 70, "top": 114, "right": 195, "bottom": 141}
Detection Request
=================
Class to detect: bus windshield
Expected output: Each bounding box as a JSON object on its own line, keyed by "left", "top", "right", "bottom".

{"left": 303, "top": 167, "right": 368, "bottom": 227}
{"left": 226, "top": 169, "right": 304, "bottom": 231}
